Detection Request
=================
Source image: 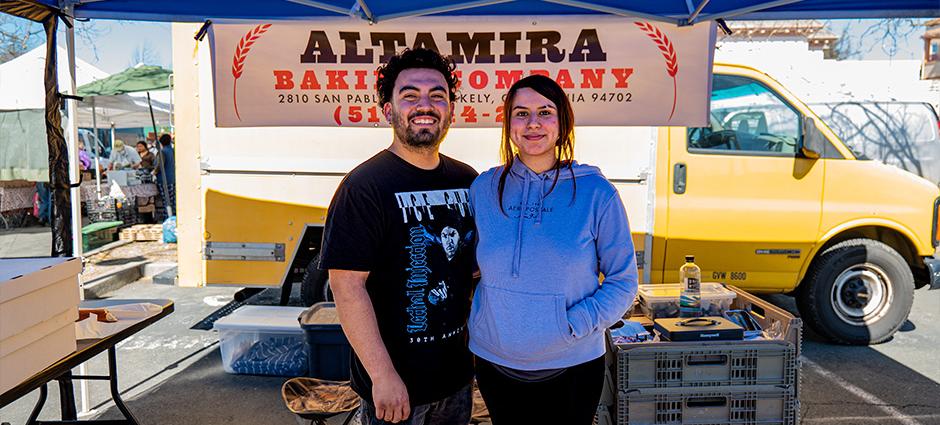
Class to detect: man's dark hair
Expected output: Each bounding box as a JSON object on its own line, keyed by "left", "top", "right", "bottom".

{"left": 158, "top": 134, "right": 172, "bottom": 147}
{"left": 375, "top": 48, "right": 458, "bottom": 107}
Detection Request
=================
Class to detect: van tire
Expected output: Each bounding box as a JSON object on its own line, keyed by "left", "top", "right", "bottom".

{"left": 797, "top": 238, "right": 913, "bottom": 345}
{"left": 300, "top": 253, "right": 331, "bottom": 307}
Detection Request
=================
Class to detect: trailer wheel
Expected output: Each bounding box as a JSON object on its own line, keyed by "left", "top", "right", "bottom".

{"left": 300, "top": 254, "right": 332, "bottom": 307}
{"left": 797, "top": 238, "right": 913, "bottom": 345}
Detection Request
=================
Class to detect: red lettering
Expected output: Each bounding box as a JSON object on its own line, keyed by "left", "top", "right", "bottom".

{"left": 555, "top": 69, "right": 574, "bottom": 89}
{"left": 529, "top": 69, "right": 550, "bottom": 77}
{"left": 273, "top": 70, "right": 294, "bottom": 90}
{"left": 326, "top": 70, "right": 349, "bottom": 90}
{"left": 460, "top": 106, "right": 478, "bottom": 123}
{"left": 612, "top": 68, "right": 634, "bottom": 89}
{"left": 300, "top": 70, "right": 320, "bottom": 90}
{"left": 468, "top": 70, "right": 488, "bottom": 90}
{"left": 495, "top": 70, "right": 524, "bottom": 89}
{"left": 354, "top": 70, "right": 368, "bottom": 90}
{"left": 580, "top": 68, "right": 605, "bottom": 89}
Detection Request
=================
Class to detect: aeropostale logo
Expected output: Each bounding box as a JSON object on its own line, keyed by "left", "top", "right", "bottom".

{"left": 210, "top": 16, "right": 716, "bottom": 127}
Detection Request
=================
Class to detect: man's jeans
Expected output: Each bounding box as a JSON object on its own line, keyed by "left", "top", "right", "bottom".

{"left": 357, "top": 384, "right": 472, "bottom": 425}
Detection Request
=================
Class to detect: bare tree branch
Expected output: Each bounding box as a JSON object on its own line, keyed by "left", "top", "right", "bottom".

{"left": 0, "top": 15, "right": 104, "bottom": 64}
{"left": 128, "top": 40, "right": 160, "bottom": 67}
{"left": 826, "top": 18, "right": 924, "bottom": 60}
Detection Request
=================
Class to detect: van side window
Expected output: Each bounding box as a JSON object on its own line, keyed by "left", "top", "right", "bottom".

{"left": 689, "top": 74, "right": 800, "bottom": 155}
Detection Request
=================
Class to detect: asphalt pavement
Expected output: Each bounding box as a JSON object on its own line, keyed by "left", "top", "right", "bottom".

{"left": 768, "top": 287, "right": 940, "bottom": 425}
{"left": 1, "top": 280, "right": 938, "bottom": 425}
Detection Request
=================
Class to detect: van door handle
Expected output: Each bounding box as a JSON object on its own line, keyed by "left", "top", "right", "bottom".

{"left": 674, "top": 163, "right": 687, "bottom": 194}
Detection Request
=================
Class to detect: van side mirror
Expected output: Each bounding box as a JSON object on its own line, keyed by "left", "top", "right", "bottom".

{"left": 800, "top": 116, "right": 824, "bottom": 159}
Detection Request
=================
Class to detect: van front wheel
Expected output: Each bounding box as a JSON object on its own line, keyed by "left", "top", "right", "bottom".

{"left": 300, "top": 253, "right": 332, "bottom": 307}
{"left": 797, "top": 239, "right": 914, "bottom": 345}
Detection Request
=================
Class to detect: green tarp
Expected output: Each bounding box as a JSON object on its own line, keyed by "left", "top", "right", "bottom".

{"left": 0, "top": 109, "right": 49, "bottom": 182}
{"left": 77, "top": 65, "right": 171, "bottom": 97}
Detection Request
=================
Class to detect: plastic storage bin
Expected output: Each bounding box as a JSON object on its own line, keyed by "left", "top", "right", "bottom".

{"left": 618, "top": 385, "right": 798, "bottom": 425}
{"left": 300, "top": 302, "right": 351, "bottom": 380}
{"left": 214, "top": 306, "right": 308, "bottom": 376}
{"left": 638, "top": 282, "right": 736, "bottom": 319}
{"left": 617, "top": 343, "right": 797, "bottom": 389}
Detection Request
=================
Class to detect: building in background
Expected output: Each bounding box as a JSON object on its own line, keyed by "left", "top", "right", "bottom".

{"left": 922, "top": 18, "right": 940, "bottom": 80}
{"left": 716, "top": 20, "right": 940, "bottom": 110}
{"left": 722, "top": 20, "right": 839, "bottom": 58}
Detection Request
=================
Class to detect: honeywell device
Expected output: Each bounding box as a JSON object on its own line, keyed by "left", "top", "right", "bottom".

{"left": 653, "top": 317, "right": 744, "bottom": 342}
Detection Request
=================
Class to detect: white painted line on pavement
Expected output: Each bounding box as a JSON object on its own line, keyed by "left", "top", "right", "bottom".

{"left": 803, "top": 415, "right": 940, "bottom": 423}
{"left": 204, "top": 295, "right": 230, "bottom": 306}
{"left": 115, "top": 335, "right": 217, "bottom": 350}
{"left": 803, "top": 358, "right": 924, "bottom": 425}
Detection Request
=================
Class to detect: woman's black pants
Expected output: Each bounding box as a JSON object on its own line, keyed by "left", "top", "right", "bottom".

{"left": 475, "top": 355, "right": 605, "bottom": 425}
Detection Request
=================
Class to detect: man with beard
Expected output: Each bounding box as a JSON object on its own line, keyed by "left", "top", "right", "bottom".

{"left": 319, "top": 48, "right": 478, "bottom": 425}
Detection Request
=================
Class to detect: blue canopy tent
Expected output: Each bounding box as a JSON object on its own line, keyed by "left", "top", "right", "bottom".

{"left": 10, "top": 0, "right": 940, "bottom": 23}
{"left": 0, "top": 0, "right": 938, "bottom": 256}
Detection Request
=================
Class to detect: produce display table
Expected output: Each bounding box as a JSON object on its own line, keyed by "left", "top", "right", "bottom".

{"left": 0, "top": 299, "right": 174, "bottom": 425}
{"left": 0, "top": 184, "right": 35, "bottom": 213}
{"left": 0, "top": 183, "right": 37, "bottom": 228}
{"left": 80, "top": 181, "right": 158, "bottom": 203}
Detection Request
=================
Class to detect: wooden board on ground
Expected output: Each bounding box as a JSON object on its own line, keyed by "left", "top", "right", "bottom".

{"left": 117, "top": 224, "right": 163, "bottom": 242}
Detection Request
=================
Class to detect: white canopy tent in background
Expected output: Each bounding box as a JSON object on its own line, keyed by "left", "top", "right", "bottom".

{"left": 0, "top": 45, "right": 171, "bottom": 182}
{"left": 0, "top": 45, "right": 172, "bottom": 127}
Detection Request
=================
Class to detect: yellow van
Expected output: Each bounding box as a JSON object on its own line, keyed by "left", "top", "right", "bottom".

{"left": 176, "top": 47, "right": 939, "bottom": 345}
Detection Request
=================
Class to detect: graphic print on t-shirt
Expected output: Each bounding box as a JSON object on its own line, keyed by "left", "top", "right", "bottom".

{"left": 398, "top": 188, "right": 474, "bottom": 344}
{"left": 395, "top": 189, "right": 472, "bottom": 224}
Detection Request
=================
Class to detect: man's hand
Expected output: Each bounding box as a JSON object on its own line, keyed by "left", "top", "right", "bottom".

{"left": 330, "top": 269, "right": 410, "bottom": 423}
{"left": 372, "top": 371, "right": 410, "bottom": 423}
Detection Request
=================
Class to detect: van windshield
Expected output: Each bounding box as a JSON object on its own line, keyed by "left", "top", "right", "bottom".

{"left": 810, "top": 102, "right": 940, "bottom": 184}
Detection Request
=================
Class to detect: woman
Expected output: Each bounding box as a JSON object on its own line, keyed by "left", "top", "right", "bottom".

{"left": 136, "top": 141, "right": 155, "bottom": 170}
{"left": 469, "top": 75, "right": 637, "bottom": 424}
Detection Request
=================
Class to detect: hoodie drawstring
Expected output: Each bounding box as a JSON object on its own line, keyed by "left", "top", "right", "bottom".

{"left": 536, "top": 174, "right": 547, "bottom": 224}
{"left": 512, "top": 172, "right": 530, "bottom": 277}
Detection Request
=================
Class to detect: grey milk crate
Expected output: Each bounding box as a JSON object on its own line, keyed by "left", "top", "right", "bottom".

{"left": 616, "top": 285, "right": 802, "bottom": 397}
{"left": 618, "top": 385, "right": 798, "bottom": 425}
{"left": 616, "top": 342, "right": 797, "bottom": 389}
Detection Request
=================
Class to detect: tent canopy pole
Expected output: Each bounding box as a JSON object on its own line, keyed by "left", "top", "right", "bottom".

{"left": 148, "top": 91, "right": 173, "bottom": 218}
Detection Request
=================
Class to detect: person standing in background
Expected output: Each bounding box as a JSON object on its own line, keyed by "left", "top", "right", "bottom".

{"left": 107, "top": 139, "right": 141, "bottom": 170}
{"left": 154, "top": 134, "right": 176, "bottom": 216}
{"left": 136, "top": 141, "right": 155, "bottom": 170}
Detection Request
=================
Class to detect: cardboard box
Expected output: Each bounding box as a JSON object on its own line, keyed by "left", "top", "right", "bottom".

{"left": 0, "top": 257, "right": 81, "bottom": 394}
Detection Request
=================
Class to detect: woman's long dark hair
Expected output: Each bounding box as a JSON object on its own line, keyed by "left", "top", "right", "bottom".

{"left": 497, "top": 74, "right": 576, "bottom": 213}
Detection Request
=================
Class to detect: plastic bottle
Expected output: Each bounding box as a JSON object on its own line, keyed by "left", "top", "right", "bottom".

{"left": 679, "top": 255, "right": 702, "bottom": 318}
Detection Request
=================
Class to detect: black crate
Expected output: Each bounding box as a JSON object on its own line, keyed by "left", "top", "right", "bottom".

{"left": 299, "top": 302, "right": 351, "bottom": 380}
{"left": 87, "top": 197, "right": 137, "bottom": 225}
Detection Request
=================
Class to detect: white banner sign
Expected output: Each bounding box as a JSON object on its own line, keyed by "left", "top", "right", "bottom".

{"left": 209, "top": 16, "right": 716, "bottom": 127}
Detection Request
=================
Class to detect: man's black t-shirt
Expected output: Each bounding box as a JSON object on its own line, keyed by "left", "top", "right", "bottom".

{"left": 318, "top": 150, "right": 477, "bottom": 406}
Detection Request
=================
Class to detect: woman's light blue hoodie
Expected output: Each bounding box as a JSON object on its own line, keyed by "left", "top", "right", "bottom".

{"left": 469, "top": 159, "right": 638, "bottom": 370}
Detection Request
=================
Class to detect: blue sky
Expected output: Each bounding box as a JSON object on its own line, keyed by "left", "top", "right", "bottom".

{"left": 9, "top": 17, "right": 931, "bottom": 75}
{"left": 72, "top": 20, "right": 172, "bottom": 74}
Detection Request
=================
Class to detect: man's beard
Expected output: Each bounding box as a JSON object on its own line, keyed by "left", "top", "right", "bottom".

{"left": 391, "top": 109, "right": 451, "bottom": 149}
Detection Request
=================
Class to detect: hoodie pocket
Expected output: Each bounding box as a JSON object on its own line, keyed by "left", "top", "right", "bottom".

{"left": 471, "top": 285, "right": 574, "bottom": 361}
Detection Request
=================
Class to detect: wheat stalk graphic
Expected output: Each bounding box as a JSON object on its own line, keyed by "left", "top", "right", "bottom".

{"left": 232, "top": 24, "right": 272, "bottom": 121}
{"left": 634, "top": 21, "right": 679, "bottom": 121}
